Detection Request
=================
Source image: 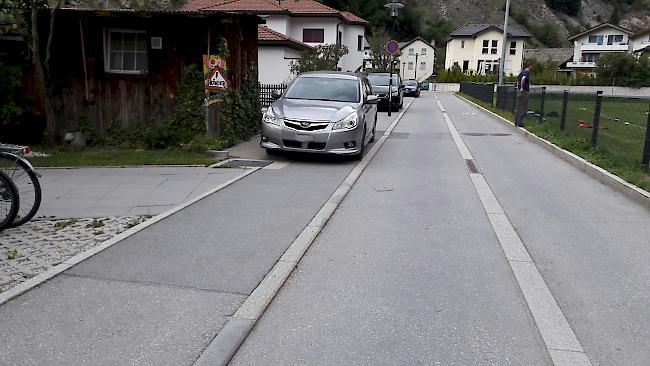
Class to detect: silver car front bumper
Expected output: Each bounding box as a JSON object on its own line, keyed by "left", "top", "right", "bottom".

{"left": 260, "top": 119, "right": 364, "bottom": 155}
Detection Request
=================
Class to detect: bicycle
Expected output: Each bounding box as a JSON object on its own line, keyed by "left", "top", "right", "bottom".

{"left": 0, "top": 170, "right": 20, "bottom": 230}
{"left": 0, "top": 144, "right": 42, "bottom": 227}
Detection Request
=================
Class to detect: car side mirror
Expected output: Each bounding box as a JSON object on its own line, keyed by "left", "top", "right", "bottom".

{"left": 365, "top": 95, "right": 379, "bottom": 104}
{"left": 271, "top": 90, "right": 282, "bottom": 100}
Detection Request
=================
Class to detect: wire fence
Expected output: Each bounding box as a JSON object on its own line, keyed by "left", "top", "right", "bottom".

{"left": 488, "top": 82, "right": 650, "bottom": 170}
{"left": 460, "top": 82, "right": 495, "bottom": 106}
{"left": 259, "top": 83, "right": 287, "bottom": 108}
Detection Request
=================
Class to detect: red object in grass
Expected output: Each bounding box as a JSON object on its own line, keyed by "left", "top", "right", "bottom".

{"left": 577, "top": 119, "right": 593, "bottom": 128}
{"left": 22, "top": 146, "right": 32, "bottom": 154}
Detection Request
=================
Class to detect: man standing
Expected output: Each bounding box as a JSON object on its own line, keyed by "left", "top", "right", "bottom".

{"left": 515, "top": 63, "right": 532, "bottom": 127}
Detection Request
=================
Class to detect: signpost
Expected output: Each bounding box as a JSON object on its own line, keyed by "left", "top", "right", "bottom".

{"left": 385, "top": 40, "right": 399, "bottom": 116}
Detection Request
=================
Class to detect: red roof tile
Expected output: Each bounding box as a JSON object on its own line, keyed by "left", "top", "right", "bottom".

{"left": 258, "top": 25, "right": 311, "bottom": 49}
{"left": 182, "top": 0, "right": 367, "bottom": 25}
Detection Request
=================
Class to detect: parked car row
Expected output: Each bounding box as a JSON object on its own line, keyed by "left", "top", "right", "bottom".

{"left": 260, "top": 71, "right": 426, "bottom": 159}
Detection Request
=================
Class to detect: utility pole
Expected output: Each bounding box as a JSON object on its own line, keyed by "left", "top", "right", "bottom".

{"left": 498, "top": 0, "right": 511, "bottom": 86}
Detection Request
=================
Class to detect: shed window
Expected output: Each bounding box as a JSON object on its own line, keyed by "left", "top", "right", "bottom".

{"left": 105, "top": 30, "right": 147, "bottom": 74}
{"left": 303, "top": 29, "right": 324, "bottom": 43}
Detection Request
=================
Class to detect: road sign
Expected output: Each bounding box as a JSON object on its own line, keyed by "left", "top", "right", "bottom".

{"left": 206, "top": 66, "right": 229, "bottom": 91}
{"left": 385, "top": 40, "right": 399, "bottom": 55}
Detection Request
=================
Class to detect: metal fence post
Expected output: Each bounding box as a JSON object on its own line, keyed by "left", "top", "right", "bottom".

{"left": 591, "top": 90, "right": 603, "bottom": 147}
{"left": 538, "top": 86, "right": 546, "bottom": 123}
{"left": 642, "top": 103, "right": 650, "bottom": 167}
{"left": 512, "top": 86, "right": 518, "bottom": 117}
{"left": 560, "top": 90, "right": 569, "bottom": 130}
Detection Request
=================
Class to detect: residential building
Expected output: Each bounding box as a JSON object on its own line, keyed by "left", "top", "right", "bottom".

{"left": 630, "top": 28, "right": 650, "bottom": 56}
{"left": 444, "top": 24, "right": 530, "bottom": 76}
{"left": 398, "top": 37, "right": 436, "bottom": 82}
{"left": 566, "top": 23, "right": 634, "bottom": 74}
{"left": 257, "top": 25, "right": 311, "bottom": 84}
{"left": 183, "top": 0, "right": 367, "bottom": 84}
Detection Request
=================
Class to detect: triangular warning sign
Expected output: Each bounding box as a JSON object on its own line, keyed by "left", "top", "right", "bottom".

{"left": 207, "top": 66, "right": 230, "bottom": 90}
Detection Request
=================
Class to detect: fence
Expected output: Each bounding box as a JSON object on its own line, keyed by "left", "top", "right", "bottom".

{"left": 259, "top": 83, "right": 287, "bottom": 108}
{"left": 494, "top": 85, "right": 650, "bottom": 169}
{"left": 460, "top": 82, "right": 495, "bottom": 106}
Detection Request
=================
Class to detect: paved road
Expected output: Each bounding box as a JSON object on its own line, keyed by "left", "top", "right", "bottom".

{"left": 0, "top": 107, "right": 402, "bottom": 365}
{"left": 232, "top": 93, "right": 650, "bottom": 365}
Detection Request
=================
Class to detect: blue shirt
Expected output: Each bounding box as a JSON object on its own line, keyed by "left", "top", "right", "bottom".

{"left": 518, "top": 70, "right": 530, "bottom": 91}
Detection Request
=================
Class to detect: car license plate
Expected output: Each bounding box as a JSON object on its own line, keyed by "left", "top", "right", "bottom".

{"left": 294, "top": 134, "right": 314, "bottom": 142}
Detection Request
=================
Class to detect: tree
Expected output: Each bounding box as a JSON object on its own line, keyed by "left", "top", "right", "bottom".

{"left": 596, "top": 53, "right": 638, "bottom": 85}
{"left": 365, "top": 31, "right": 393, "bottom": 72}
{"left": 290, "top": 44, "right": 348, "bottom": 75}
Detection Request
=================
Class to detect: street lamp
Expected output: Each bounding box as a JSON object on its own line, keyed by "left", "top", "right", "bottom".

{"left": 384, "top": 1, "right": 404, "bottom": 37}
{"left": 498, "top": 0, "right": 511, "bottom": 85}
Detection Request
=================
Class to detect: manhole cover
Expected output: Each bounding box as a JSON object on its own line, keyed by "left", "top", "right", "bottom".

{"left": 389, "top": 132, "right": 410, "bottom": 139}
{"left": 217, "top": 159, "right": 272, "bottom": 168}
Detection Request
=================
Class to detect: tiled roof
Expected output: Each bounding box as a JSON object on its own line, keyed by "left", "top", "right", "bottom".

{"left": 182, "top": 0, "right": 367, "bottom": 24}
{"left": 258, "top": 24, "right": 311, "bottom": 49}
{"left": 449, "top": 23, "right": 530, "bottom": 38}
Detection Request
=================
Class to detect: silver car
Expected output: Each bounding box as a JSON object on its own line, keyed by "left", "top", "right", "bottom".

{"left": 261, "top": 72, "right": 378, "bottom": 159}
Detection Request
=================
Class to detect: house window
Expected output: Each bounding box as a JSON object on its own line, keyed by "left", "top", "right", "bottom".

{"left": 588, "top": 35, "right": 604, "bottom": 45}
{"left": 491, "top": 40, "right": 498, "bottom": 54}
{"left": 482, "top": 40, "right": 489, "bottom": 54}
{"left": 303, "top": 29, "right": 324, "bottom": 43}
{"left": 105, "top": 30, "right": 148, "bottom": 74}
{"left": 462, "top": 60, "right": 469, "bottom": 72}
{"left": 607, "top": 34, "right": 623, "bottom": 45}
{"left": 420, "top": 61, "right": 426, "bottom": 70}
{"left": 408, "top": 62, "right": 413, "bottom": 70}
{"left": 583, "top": 53, "right": 599, "bottom": 62}
{"left": 358, "top": 35, "right": 363, "bottom": 51}
{"left": 461, "top": 40, "right": 465, "bottom": 49}
{"left": 509, "top": 41, "right": 517, "bottom": 55}
{"left": 409, "top": 48, "right": 414, "bottom": 56}
{"left": 421, "top": 47, "right": 427, "bottom": 55}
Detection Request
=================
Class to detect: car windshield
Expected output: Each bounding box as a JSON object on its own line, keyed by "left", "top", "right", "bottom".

{"left": 404, "top": 80, "right": 418, "bottom": 86}
{"left": 284, "top": 77, "right": 360, "bottom": 103}
{"left": 368, "top": 74, "right": 399, "bottom": 86}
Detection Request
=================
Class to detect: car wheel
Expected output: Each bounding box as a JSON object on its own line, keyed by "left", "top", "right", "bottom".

{"left": 355, "top": 127, "right": 366, "bottom": 160}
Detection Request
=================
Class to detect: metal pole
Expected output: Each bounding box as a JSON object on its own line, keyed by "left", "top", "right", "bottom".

{"left": 498, "top": 0, "right": 511, "bottom": 86}
{"left": 591, "top": 91, "right": 603, "bottom": 147}
{"left": 538, "top": 86, "right": 546, "bottom": 123}
{"left": 389, "top": 55, "right": 393, "bottom": 116}
{"left": 641, "top": 103, "right": 650, "bottom": 167}
{"left": 414, "top": 53, "right": 418, "bottom": 81}
{"left": 560, "top": 90, "right": 569, "bottom": 130}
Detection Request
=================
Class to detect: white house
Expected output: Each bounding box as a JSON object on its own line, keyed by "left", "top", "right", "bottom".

{"left": 630, "top": 27, "right": 650, "bottom": 56}
{"left": 398, "top": 37, "right": 436, "bottom": 82}
{"left": 183, "top": 0, "right": 367, "bottom": 84}
{"left": 566, "top": 23, "right": 634, "bottom": 74}
{"left": 444, "top": 24, "right": 530, "bottom": 76}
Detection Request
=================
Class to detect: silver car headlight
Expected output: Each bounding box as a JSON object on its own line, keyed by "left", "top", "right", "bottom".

{"left": 263, "top": 108, "right": 281, "bottom": 125}
{"left": 333, "top": 112, "right": 358, "bottom": 130}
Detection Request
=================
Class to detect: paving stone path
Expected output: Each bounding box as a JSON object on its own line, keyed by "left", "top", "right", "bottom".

{"left": 0, "top": 216, "right": 149, "bottom": 293}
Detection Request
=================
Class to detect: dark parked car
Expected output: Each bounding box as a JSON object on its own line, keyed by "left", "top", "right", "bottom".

{"left": 261, "top": 72, "right": 378, "bottom": 159}
{"left": 404, "top": 79, "right": 420, "bottom": 97}
{"left": 420, "top": 80, "right": 430, "bottom": 90}
{"left": 367, "top": 73, "right": 404, "bottom": 110}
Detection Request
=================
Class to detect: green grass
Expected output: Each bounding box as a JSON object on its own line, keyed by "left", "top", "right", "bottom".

{"left": 29, "top": 149, "right": 217, "bottom": 167}
{"left": 457, "top": 92, "right": 650, "bottom": 192}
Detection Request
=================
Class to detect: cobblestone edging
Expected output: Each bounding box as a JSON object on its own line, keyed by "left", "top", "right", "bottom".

{"left": 0, "top": 216, "right": 150, "bottom": 293}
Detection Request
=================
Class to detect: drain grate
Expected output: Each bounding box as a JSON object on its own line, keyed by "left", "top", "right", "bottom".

{"left": 465, "top": 159, "right": 480, "bottom": 174}
{"left": 217, "top": 159, "right": 272, "bottom": 168}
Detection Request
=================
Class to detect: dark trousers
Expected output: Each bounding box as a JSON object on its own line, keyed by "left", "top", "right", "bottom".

{"left": 515, "top": 91, "right": 529, "bottom": 126}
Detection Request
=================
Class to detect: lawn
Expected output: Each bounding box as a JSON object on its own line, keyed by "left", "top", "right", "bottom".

{"left": 457, "top": 92, "right": 650, "bottom": 192}
{"left": 28, "top": 149, "right": 218, "bottom": 167}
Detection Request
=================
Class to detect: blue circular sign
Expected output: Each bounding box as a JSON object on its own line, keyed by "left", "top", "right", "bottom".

{"left": 385, "top": 40, "right": 399, "bottom": 54}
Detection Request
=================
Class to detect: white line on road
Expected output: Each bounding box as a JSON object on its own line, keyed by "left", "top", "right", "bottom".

{"left": 0, "top": 167, "right": 262, "bottom": 306}
{"left": 435, "top": 93, "right": 592, "bottom": 366}
{"left": 193, "top": 98, "right": 417, "bottom": 366}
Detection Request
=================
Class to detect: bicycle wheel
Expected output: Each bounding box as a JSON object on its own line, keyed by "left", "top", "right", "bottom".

{"left": 0, "top": 152, "right": 41, "bottom": 226}
{"left": 0, "top": 170, "right": 19, "bottom": 230}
